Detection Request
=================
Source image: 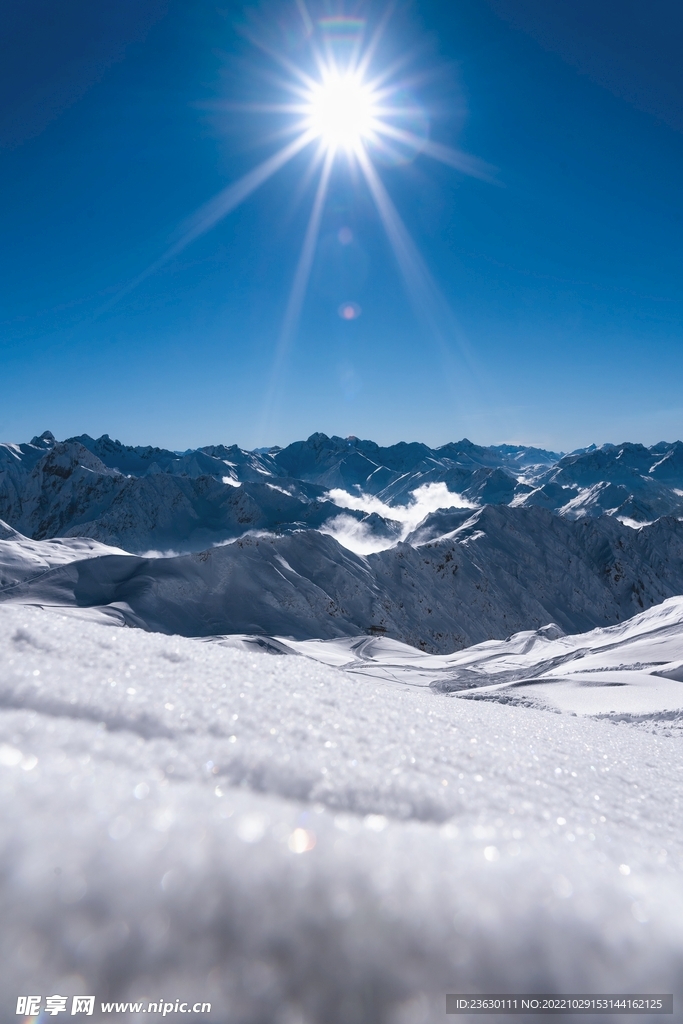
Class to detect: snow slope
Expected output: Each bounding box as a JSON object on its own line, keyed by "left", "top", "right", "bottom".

{"left": 0, "top": 519, "right": 128, "bottom": 589}
{"left": 3, "top": 506, "right": 683, "bottom": 652}
{"left": 236, "top": 597, "right": 683, "bottom": 728}
{"left": 0, "top": 601, "right": 682, "bottom": 1022}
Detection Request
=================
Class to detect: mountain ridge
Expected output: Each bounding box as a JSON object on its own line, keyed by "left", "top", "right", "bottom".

{"left": 2, "top": 430, "right": 683, "bottom": 652}
{"left": 3, "top": 503, "right": 683, "bottom": 652}
{"left": 2, "top": 430, "right": 682, "bottom": 554}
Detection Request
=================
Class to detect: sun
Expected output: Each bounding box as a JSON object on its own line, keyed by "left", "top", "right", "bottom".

{"left": 304, "top": 72, "right": 378, "bottom": 151}
{"left": 118, "top": 6, "right": 493, "bottom": 383}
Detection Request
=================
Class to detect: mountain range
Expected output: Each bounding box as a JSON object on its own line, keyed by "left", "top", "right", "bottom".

{"left": 2, "top": 430, "right": 683, "bottom": 554}
{"left": 1, "top": 429, "right": 683, "bottom": 650}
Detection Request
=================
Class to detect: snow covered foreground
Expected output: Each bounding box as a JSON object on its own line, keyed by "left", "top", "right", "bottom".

{"left": 230, "top": 596, "right": 683, "bottom": 726}
{"left": 1, "top": 604, "right": 683, "bottom": 1022}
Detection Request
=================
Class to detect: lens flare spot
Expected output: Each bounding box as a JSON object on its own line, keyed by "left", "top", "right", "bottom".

{"left": 288, "top": 828, "right": 316, "bottom": 853}
{"left": 338, "top": 301, "right": 361, "bottom": 320}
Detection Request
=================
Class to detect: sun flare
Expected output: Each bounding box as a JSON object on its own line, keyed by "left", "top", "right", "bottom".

{"left": 304, "top": 72, "right": 378, "bottom": 151}
{"left": 121, "top": 5, "right": 494, "bottom": 393}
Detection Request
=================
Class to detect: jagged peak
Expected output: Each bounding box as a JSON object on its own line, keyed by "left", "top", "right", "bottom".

{"left": 30, "top": 430, "right": 55, "bottom": 445}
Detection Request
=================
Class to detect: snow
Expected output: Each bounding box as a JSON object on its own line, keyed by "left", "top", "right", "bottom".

{"left": 250, "top": 597, "right": 683, "bottom": 728}
{"left": 4, "top": 505, "right": 683, "bottom": 656}
{"left": 1, "top": 601, "right": 683, "bottom": 1021}
{"left": 0, "top": 521, "right": 128, "bottom": 590}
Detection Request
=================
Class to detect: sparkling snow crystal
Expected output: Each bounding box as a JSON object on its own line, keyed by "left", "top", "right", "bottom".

{"left": 0, "top": 603, "right": 682, "bottom": 1021}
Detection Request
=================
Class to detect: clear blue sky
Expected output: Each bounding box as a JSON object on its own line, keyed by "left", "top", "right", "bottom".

{"left": 1, "top": 0, "right": 682, "bottom": 451}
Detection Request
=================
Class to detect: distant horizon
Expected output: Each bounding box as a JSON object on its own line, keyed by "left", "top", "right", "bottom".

{"left": 9, "top": 426, "right": 683, "bottom": 460}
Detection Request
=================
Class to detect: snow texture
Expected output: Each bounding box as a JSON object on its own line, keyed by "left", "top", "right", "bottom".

{"left": 1, "top": 601, "right": 682, "bottom": 1022}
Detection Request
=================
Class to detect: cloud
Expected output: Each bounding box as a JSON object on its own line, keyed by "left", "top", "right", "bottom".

{"left": 321, "top": 483, "right": 478, "bottom": 555}
{"left": 319, "top": 515, "right": 395, "bottom": 556}
{"left": 140, "top": 549, "right": 184, "bottom": 558}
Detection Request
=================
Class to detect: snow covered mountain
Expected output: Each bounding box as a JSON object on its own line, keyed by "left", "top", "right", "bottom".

{"left": 0, "top": 430, "right": 561, "bottom": 552}
{"left": 2, "top": 429, "right": 683, "bottom": 650}
{"left": 516, "top": 441, "right": 683, "bottom": 522}
{"left": 0, "top": 432, "right": 361, "bottom": 553}
{"left": 3, "top": 504, "right": 683, "bottom": 651}
{"left": 2, "top": 432, "right": 682, "bottom": 560}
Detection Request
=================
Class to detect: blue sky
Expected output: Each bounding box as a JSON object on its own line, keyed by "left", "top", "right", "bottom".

{"left": 1, "top": 0, "right": 682, "bottom": 451}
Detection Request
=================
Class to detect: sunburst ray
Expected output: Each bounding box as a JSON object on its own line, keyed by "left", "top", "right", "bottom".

{"left": 104, "top": 1, "right": 493, "bottom": 399}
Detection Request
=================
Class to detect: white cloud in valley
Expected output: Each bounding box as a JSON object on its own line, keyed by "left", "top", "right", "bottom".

{"left": 321, "top": 482, "right": 478, "bottom": 554}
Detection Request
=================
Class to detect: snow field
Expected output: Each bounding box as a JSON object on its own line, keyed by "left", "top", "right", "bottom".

{"left": 1, "top": 604, "right": 682, "bottom": 1022}
{"left": 259, "top": 597, "right": 683, "bottom": 728}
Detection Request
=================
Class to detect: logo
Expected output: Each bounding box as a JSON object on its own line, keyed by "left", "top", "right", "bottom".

{"left": 16, "top": 995, "right": 95, "bottom": 1016}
